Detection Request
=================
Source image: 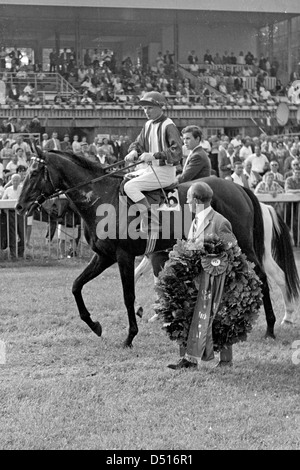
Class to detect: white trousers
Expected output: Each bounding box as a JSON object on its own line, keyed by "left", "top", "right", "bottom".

{"left": 124, "top": 165, "right": 176, "bottom": 203}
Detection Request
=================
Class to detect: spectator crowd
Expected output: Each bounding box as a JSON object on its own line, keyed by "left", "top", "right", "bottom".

{"left": 1, "top": 126, "right": 300, "bottom": 256}
{"left": 1, "top": 46, "right": 299, "bottom": 109}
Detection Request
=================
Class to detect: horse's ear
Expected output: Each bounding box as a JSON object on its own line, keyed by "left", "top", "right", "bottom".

{"left": 36, "top": 146, "right": 44, "bottom": 158}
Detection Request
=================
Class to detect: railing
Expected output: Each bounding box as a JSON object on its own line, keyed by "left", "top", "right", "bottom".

{"left": 0, "top": 198, "right": 91, "bottom": 261}
{"left": 256, "top": 194, "right": 300, "bottom": 247}
{"left": 0, "top": 102, "right": 297, "bottom": 120}
{"left": 181, "top": 63, "right": 255, "bottom": 75}
{"left": 1, "top": 72, "right": 78, "bottom": 96}
{"left": 1, "top": 194, "right": 300, "bottom": 261}
{"left": 179, "top": 64, "right": 277, "bottom": 91}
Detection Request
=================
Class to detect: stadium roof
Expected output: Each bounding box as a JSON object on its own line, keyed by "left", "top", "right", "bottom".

{"left": 3, "top": 0, "right": 300, "bottom": 15}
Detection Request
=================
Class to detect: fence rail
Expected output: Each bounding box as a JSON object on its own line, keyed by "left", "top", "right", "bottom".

{"left": 256, "top": 194, "right": 300, "bottom": 247}
{"left": 0, "top": 198, "right": 91, "bottom": 261}
{"left": 1, "top": 194, "right": 300, "bottom": 261}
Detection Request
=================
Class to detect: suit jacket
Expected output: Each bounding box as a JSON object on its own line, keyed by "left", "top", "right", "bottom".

{"left": 109, "top": 141, "right": 120, "bottom": 160}
{"left": 119, "top": 141, "right": 131, "bottom": 159}
{"left": 61, "top": 141, "right": 72, "bottom": 152}
{"left": 218, "top": 148, "right": 232, "bottom": 179}
{"left": 177, "top": 145, "right": 211, "bottom": 184}
{"left": 188, "top": 208, "right": 237, "bottom": 248}
{"left": 45, "top": 138, "right": 61, "bottom": 151}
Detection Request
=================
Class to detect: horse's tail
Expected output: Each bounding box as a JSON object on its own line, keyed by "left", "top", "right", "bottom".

{"left": 267, "top": 204, "right": 300, "bottom": 303}
{"left": 242, "top": 187, "right": 265, "bottom": 266}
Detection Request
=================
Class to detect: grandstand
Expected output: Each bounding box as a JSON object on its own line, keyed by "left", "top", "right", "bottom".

{"left": 0, "top": 1, "right": 300, "bottom": 138}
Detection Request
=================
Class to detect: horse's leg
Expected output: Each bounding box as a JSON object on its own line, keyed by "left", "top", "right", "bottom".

{"left": 72, "top": 252, "right": 115, "bottom": 336}
{"left": 263, "top": 255, "right": 295, "bottom": 325}
{"left": 259, "top": 270, "right": 276, "bottom": 339}
{"left": 261, "top": 203, "right": 300, "bottom": 326}
{"left": 148, "top": 251, "right": 170, "bottom": 322}
{"left": 248, "top": 250, "right": 276, "bottom": 338}
{"left": 134, "top": 254, "right": 153, "bottom": 318}
{"left": 117, "top": 250, "right": 138, "bottom": 348}
{"left": 134, "top": 255, "right": 152, "bottom": 283}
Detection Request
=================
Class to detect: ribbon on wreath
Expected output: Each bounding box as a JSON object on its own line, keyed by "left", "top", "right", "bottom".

{"left": 186, "top": 252, "right": 228, "bottom": 362}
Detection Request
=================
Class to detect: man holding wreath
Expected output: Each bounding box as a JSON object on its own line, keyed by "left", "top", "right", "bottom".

{"left": 167, "top": 181, "right": 237, "bottom": 370}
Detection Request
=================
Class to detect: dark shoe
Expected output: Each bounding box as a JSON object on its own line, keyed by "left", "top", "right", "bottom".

{"left": 167, "top": 357, "right": 197, "bottom": 370}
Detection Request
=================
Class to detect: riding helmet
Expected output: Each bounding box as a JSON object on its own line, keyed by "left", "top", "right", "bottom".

{"left": 138, "top": 91, "right": 167, "bottom": 107}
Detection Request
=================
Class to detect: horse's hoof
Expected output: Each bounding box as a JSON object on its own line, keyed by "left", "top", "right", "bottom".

{"left": 136, "top": 306, "right": 143, "bottom": 318}
{"left": 93, "top": 322, "right": 102, "bottom": 337}
{"left": 264, "top": 332, "right": 276, "bottom": 340}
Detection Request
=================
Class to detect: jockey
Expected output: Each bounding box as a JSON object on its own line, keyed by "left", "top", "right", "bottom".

{"left": 124, "top": 91, "right": 182, "bottom": 232}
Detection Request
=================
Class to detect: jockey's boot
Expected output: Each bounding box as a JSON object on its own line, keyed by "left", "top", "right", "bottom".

{"left": 216, "top": 345, "right": 233, "bottom": 367}
{"left": 134, "top": 197, "right": 160, "bottom": 234}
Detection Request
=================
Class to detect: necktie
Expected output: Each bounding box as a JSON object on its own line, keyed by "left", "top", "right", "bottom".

{"left": 193, "top": 217, "right": 198, "bottom": 237}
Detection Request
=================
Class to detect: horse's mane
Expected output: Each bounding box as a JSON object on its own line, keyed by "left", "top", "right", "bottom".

{"left": 46, "top": 150, "right": 105, "bottom": 174}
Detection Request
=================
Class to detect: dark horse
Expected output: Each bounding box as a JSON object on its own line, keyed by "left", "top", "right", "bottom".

{"left": 16, "top": 150, "right": 300, "bottom": 347}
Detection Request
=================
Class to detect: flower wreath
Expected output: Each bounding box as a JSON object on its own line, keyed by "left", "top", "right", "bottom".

{"left": 154, "top": 235, "right": 263, "bottom": 352}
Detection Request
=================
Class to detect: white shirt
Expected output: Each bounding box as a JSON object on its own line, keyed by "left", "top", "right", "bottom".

{"left": 231, "top": 138, "right": 242, "bottom": 148}
{"left": 245, "top": 153, "right": 269, "bottom": 173}
{"left": 2, "top": 185, "right": 22, "bottom": 200}
{"left": 231, "top": 173, "right": 245, "bottom": 186}
{"left": 200, "top": 140, "right": 211, "bottom": 153}
{"left": 239, "top": 145, "right": 253, "bottom": 161}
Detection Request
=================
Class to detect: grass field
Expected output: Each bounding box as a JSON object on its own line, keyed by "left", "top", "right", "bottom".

{"left": 0, "top": 256, "right": 300, "bottom": 450}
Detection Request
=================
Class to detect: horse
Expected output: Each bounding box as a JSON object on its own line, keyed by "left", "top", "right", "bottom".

{"left": 16, "top": 150, "right": 300, "bottom": 348}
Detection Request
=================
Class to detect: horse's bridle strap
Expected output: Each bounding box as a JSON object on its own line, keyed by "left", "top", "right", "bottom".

{"left": 30, "top": 155, "right": 139, "bottom": 207}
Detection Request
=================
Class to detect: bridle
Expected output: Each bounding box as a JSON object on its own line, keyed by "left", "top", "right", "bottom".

{"left": 29, "top": 154, "right": 139, "bottom": 211}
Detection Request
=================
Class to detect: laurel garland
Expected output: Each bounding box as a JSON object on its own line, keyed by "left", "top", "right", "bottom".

{"left": 154, "top": 235, "right": 263, "bottom": 352}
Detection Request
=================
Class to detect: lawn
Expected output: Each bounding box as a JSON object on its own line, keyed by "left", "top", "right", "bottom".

{"left": 0, "top": 257, "right": 300, "bottom": 450}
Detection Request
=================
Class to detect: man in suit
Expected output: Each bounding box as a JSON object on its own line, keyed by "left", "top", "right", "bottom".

{"left": 60, "top": 134, "right": 72, "bottom": 151}
{"left": 168, "top": 181, "right": 237, "bottom": 370}
{"left": 218, "top": 140, "right": 232, "bottom": 179}
{"left": 41, "top": 133, "right": 49, "bottom": 151}
{"left": 45, "top": 132, "right": 61, "bottom": 151}
{"left": 119, "top": 135, "right": 131, "bottom": 160}
{"left": 176, "top": 126, "right": 211, "bottom": 184}
{"left": 49, "top": 49, "right": 58, "bottom": 73}
{"left": 109, "top": 135, "right": 120, "bottom": 161}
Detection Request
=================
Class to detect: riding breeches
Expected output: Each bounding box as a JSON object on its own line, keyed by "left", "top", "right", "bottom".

{"left": 124, "top": 165, "right": 176, "bottom": 203}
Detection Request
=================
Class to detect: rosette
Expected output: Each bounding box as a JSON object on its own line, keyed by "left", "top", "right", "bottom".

{"left": 201, "top": 252, "right": 228, "bottom": 276}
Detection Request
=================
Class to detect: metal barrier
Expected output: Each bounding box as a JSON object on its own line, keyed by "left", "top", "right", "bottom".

{"left": 256, "top": 193, "right": 300, "bottom": 246}
{"left": 1, "top": 194, "right": 300, "bottom": 260}
{"left": 0, "top": 198, "right": 91, "bottom": 261}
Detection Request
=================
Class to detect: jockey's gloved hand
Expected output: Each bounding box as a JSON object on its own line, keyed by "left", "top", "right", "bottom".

{"left": 140, "top": 152, "right": 155, "bottom": 163}
{"left": 124, "top": 150, "right": 138, "bottom": 162}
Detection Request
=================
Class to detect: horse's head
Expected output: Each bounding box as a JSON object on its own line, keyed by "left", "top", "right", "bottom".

{"left": 16, "top": 153, "right": 57, "bottom": 216}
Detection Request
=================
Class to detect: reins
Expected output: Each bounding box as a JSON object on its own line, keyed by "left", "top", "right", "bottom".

{"left": 31, "top": 155, "right": 138, "bottom": 207}
{"left": 31, "top": 153, "right": 171, "bottom": 211}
